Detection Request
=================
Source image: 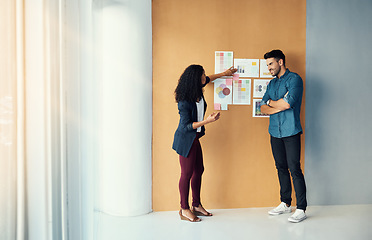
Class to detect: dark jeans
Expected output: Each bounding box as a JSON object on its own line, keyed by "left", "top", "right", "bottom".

{"left": 270, "top": 133, "right": 307, "bottom": 210}
{"left": 179, "top": 134, "right": 204, "bottom": 209}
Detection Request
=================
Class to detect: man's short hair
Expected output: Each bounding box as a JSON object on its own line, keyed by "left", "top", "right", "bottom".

{"left": 264, "top": 49, "right": 286, "bottom": 66}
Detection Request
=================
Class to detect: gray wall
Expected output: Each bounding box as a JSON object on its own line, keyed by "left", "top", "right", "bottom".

{"left": 305, "top": 0, "right": 372, "bottom": 205}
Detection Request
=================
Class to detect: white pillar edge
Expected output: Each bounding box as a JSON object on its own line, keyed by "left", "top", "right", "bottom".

{"left": 24, "top": 0, "right": 50, "bottom": 239}
{"left": 44, "top": 0, "right": 64, "bottom": 239}
{"left": 58, "top": 1, "right": 68, "bottom": 239}
{"left": 16, "top": 0, "right": 26, "bottom": 239}
{"left": 44, "top": 3, "right": 53, "bottom": 240}
{"left": 79, "top": 0, "right": 95, "bottom": 239}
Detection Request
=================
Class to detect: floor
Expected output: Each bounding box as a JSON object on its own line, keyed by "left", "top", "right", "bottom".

{"left": 94, "top": 204, "right": 372, "bottom": 240}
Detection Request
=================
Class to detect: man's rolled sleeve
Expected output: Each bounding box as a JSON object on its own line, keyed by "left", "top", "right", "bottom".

{"left": 284, "top": 76, "right": 303, "bottom": 108}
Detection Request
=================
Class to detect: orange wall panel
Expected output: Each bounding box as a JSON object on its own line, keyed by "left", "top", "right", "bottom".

{"left": 153, "top": 0, "right": 306, "bottom": 211}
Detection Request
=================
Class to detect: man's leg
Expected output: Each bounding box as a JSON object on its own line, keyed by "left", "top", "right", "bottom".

{"left": 283, "top": 133, "right": 307, "bottom": 210}
{"left": 270, "top": 136, "right": 292, "bottom": 206}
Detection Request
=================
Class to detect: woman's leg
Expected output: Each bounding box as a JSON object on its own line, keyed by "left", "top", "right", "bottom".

{"left": 189, "top": 137, "right": 212, "bottom": 216}
{"left": 179, "top": 137, "right": 198, "bottom": 209}
{"left": 191, "top": 137, "right": 204, "bottom": 207}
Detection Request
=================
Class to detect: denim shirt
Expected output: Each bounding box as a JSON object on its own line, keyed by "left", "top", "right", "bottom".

{"left": 260, "top": 69, "right": 303, "bottom": 138}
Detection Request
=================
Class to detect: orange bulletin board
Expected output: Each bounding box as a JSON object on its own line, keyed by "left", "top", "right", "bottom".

{"left": 152, "top": 0, "right": 306, "bottom": 211}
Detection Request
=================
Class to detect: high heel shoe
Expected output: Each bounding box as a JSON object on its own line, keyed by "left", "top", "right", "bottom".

{"left": 179, "top": 210, "right": 201, "bottom": 222}
{"left": 191, "top": 206, "right": 213, "bottom": 217}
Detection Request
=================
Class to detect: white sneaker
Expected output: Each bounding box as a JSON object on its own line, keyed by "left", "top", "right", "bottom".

{"left": 268, "top": 202, "right": 291, "bottom": 215}
{"left": 288, "top": 209, "right": 307, "bottom": 223}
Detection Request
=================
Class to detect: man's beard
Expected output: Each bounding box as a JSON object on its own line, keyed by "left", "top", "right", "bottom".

{"left": 271, "top": 68, "right": 280, "bottom": 77}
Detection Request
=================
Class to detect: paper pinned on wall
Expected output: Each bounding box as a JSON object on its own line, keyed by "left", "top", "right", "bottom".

{"left": 253, "top": 79, "right": 271, "bottom": 98}
{"left": 215, "top": 51, "right": 234, "bottom": 75}
{"left": 233, "top": 73, "right": 239, "bottom": 80}
{"left": 252, "top": 99, "right": 270, "bottom": 118}
{"left": 226, "top": 79, "right": 232, "bottom": 86}
{"left": 233, "top": 78, "right": 251, "bottom": 105}
{"left": 260, "top": 59, "right": 272, "bottom": 78}
{"left": 214, "top": 78, "right": 232, "bottom": 111}
{"left": 221, "top": 104, "right": 228, "bottom": 110}
{"left": 214, "top": 103, "right": 221, "bottom": 110}
{"left": 234, "top": 59, "right": 259, "bottom": 78}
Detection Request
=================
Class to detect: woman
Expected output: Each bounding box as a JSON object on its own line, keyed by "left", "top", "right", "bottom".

{"left": 172, "top": 64, "right": 237, "bottom": 222}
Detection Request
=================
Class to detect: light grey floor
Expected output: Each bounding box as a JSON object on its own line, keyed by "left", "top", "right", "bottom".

{"left": 94, "top": 204, "right": 372, "bottom": 240}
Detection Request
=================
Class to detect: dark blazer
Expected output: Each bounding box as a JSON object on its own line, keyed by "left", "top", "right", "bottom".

{"left": 172, "top": 98, "right": 207, "bottom": 158}
{"left": 172, "top": 77, "right": 210, "bottom": 158}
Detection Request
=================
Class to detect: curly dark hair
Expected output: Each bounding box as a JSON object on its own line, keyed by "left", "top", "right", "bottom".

{"left": 175, "top": 64, "right": 204, "bottom": 103}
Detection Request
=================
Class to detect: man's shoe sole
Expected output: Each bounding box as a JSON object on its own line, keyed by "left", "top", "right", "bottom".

{"left": 288, "top": 215, "right": 307, "bottom": 223}
{"left": 268, "top": 209, "right": 291, "bottom": 215}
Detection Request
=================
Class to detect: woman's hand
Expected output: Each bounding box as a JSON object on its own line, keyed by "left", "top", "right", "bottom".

{"left": 206, "top": 112, "right": 221, "bottom": 123}
{"left": 192, "top": 112, "right": 221, "bottom": 129}
{"left": 208, "top": 67, "right": 238, "bottom": 81}
{"left": 223, "top": 66, "right": 238, "bottom": 76}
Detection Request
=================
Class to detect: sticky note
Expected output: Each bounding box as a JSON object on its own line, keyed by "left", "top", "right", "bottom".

{"left": 214, "top": 103, "right": 221, "bottom": 110}
{"left": 221, "top": 104, "right": 228, "bottom": 110}
{"left": 233, "top": 74, "right": 239, "bottom": 80}
{"left": 226, "top": 79, "right": 233, "bottom": 86}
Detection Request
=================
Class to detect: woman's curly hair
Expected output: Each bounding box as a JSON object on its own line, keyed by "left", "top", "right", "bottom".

{"left": 175, "top": 64, "right": 204, "bottom": 103}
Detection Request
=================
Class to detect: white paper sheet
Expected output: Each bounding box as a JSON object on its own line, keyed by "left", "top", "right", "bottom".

{"left": 260, "top": 59, "right": 272, "bottom": 78}
{"left": 215, "top": 51, "right": 234, "bottom": 75}
{"left": 234, "top": 59, "right": 259, "bottom": 78}
{"left": 253, "top": 79, "right": 271, "bottom": 98}
{"left": 214, "top": 78, "right": 233, "bottom": 110}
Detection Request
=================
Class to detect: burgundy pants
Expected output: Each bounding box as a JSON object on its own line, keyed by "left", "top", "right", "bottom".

{"left": 179, "top": 134, "right": 204, "bottom": 209}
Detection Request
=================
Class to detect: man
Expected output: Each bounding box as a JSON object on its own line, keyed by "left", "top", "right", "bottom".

{"left": 260, "top": 49, "right": 307, "bottom": 223}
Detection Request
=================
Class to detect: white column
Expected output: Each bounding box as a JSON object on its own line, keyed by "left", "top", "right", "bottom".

{"left": 24, "top": 1, "right": 50, "bottom": 239}
{"left": 0, "top": 1, "right": 17, "bottom": 240}
{"left": 96, "top": 0, "right": 152, "bottom": 216}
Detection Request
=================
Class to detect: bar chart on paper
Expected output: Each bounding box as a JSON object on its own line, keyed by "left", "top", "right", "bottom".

{"left": 234, "top": 59, "right": 259, "bottom": 78}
